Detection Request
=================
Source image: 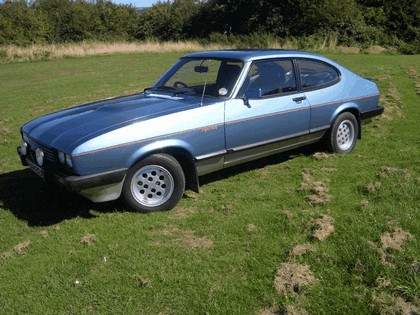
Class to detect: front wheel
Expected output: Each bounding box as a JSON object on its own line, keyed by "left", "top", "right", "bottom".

{"left": 122, "top": 154, "right": 185, "bottom": 212}
{"left": 326, "top": 112, "right": 359, "bottom": 154}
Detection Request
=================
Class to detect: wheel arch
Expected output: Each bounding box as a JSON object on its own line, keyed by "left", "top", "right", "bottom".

{"left": 332, "top": 104, "right": 362, "bottom": 139}
{"left": 127, "top": 140, "right": 200, "bottom": 193}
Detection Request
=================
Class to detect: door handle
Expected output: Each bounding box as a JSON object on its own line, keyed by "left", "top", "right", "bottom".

{"left": 293, "top": 96, "right": 306, "bottom": 103}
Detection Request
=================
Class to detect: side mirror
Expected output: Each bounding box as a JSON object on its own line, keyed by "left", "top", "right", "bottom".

{"left": 245, "top": 88, "right": 262, "bottom": 99}
{"left": 241, "top": 88, "right": 262, "bottom": 108}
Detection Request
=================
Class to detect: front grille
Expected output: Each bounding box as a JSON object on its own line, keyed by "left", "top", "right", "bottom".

{"left": 27, "top": 137, "right": 56, "bottom": 163}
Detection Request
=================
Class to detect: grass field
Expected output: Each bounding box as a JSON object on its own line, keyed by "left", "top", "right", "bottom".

{"left": 0, "top": 52, "right": 418, "bottom": 315}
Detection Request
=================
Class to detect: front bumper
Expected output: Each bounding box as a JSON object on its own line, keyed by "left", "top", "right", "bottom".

{"left": 18, "top": 146, "right": 127, "bottom": 202}
{"left": 63, "top": 168, "right": 127, "bottom": 192}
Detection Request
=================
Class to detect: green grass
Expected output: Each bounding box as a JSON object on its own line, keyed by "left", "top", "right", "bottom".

{"left": 0, "top": 52, "right": 419, "bottom": 315}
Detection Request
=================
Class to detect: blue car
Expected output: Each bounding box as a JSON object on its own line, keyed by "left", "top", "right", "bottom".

{"left": 17, "top": 50, "right": 383, "bottom": 212}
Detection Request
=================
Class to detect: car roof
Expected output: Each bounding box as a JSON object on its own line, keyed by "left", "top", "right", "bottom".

{"left": 183, "top": 49, "right": 325, "bottom": 63}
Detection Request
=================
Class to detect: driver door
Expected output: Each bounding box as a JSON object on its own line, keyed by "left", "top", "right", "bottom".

{"left": 224, "top": 59, "right": 311, "bottom": 165}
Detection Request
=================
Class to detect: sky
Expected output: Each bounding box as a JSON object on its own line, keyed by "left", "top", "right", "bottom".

{"left": 111, "top": 0, "right": 159, "bottom": 7}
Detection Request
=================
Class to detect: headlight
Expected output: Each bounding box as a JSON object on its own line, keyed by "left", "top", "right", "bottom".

{"left": 58, "top": 152, "right": 65, "bottom": 164}
{"left": 21, "top": 139, "right": 28, "bottom": 155}
{"left": 65, "top": 154, "right": 73, "bottom": 168}
{"left": 35, "top": 148, "right": 44, "bottom": 166}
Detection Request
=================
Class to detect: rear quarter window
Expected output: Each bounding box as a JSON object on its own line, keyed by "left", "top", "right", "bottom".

{"left": 298, "top": 59, "right": 340, "bottom": 90}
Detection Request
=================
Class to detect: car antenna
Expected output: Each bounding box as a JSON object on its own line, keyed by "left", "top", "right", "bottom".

{"left": 200, "top": 59, "right": 211, "bottom": 106}
{"left": 200, "top": 77, "right": 208, "bottom": 106}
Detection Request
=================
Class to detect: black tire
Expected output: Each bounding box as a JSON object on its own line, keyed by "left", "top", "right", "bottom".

{"left": 122, "top": 154, "right": 185, "bottom": 212}
{"left": 325, "top": 112, "right": 359, "bottom": 154}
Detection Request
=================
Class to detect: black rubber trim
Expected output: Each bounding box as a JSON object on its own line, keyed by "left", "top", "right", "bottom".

{"left": 360, "top": 106, "right": 384, "bottom": 120}
{"left": 64, "top": 168, "right": 127, "bottom": 191}
{"left": 17, "top": 147, "right": 28, "bottom": 166}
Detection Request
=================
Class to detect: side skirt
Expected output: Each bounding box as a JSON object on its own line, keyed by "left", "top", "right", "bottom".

{"left": 224, "top": 131, "right": 325, "bottom": 168}
{"left": 195, "top": 130, "right": 326, "bottom": 176}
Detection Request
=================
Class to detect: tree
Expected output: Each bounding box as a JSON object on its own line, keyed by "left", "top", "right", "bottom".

{"left": 137, "top": 0, "right": 200, "bottom": 40}
{"left": 0, "top": 0, "right": 50, "bottom": 45}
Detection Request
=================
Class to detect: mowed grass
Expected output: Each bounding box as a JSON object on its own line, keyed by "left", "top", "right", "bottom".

{"left": 0, "top": 52, "right": 419, "bottom": 314}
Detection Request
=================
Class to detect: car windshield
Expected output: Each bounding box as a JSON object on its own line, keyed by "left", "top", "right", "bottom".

{"left": 150, "top": 58, "right": 244, "bottom": 98}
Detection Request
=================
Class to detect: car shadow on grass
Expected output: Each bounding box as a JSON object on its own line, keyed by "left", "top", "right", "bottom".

{"left": 1, "top": 145, "right": 321, "bottom": 226}
{"left": 0, "top": 169, "right": 125, "bottom": 227}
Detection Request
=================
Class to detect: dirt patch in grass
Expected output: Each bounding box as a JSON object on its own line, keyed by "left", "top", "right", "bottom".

{"left": 246, "top": 223, "right": 257, "bottom": 232}
{"left": 274, "top": 262, "right": 317, "bottom": 295}
{"left": 80, "top": 234, "right": 97, "bottom": 245}
{"left": 300, "top": 169, "right": 332, "bottom": 205}
{"left": 1, "top": 127, "right": 11, "bottom": 136}
{"left": 290, "top": 243, "right": 316, "bottom": 257}
{"left": 411, "top": 260, "right": 420, "bottom": 273}
{"left": 375, "top": 277, "right": 392, "bottom": 289}
{"left": 151, "top": 225, "right": 213, "bottom": 249}
{"left": 379, "top": 78, "right": 404, "bottom": 121}
{"left": 180, "top": 230, "right": 213, "bottom": 249}
{"left": 404, "top": 66, "right": 419, "bottom": 96}
{"left": 380, "top": 227, "right": 414, "bottom": 251}
{"left": 1, "top": 251, "right": 13, "bottom": 260}
{"left": 14, "top": 241, "right": 31, "bottom": 253}
{"left": 320, "top": 167, "right": 337, "bottom": 173}
{"left": 169, "top": 206, "right": 197, "bottom": 220}
{"left": 282, "top": 305, "right": 310, "bottom": 315}
{"left": 311, "top": 215, "right": 335, "bottom": 241}
{"left": 257, "top": 308, "right": 277, "bottom": 315}
{"left": 360, "top": 199, "right": 369, "bottom": 208}
{"left": 378, "top": 166, "right": 411, "bottom": 181}
{"left": 366, "top": 240, "right": 394, "bottom": 267}
{"left": 259, "top": 305, "right": 309, "bottom": 315}
{"left": 365, "top": 181, "right": 382, "bottom": 194}
{"left": 133, "top": 274, "right": 152, "bottom": 288}
{"left": 312, "top": 152, "right": 331, "bottom": 160}
{"left": 282, "top": 210, "right": 294, "bottom": 218}
{"left": 371, "top": 292, "right": 419, "bottom": 315}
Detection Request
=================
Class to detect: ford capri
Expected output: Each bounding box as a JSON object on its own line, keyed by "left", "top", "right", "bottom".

{"left": 17, "top": 50, "right": 383, "bottom": 212}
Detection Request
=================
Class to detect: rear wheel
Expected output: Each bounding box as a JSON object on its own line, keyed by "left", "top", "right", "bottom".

{"left": 122, "top": 154, "right": 185, "bottom": 212}
{"left": 326, "top": 112, "right": 359, "bottom": 153}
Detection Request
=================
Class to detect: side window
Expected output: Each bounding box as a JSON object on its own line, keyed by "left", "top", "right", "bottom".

{"left": 298, "top": 59, "right": 340, "bottom": 90}
{"left": 216, "top": 61, "right": 243, "bottom": 96}
{"left": 239, "top": 59, "right": 297, "bottom": 97}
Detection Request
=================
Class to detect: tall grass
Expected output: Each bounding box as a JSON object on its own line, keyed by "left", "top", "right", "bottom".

{"left": 0, "top": 35, "right": 390, "bottom": 63}
{"left": 0, "top": 40, "right": 228, "bottom": 63}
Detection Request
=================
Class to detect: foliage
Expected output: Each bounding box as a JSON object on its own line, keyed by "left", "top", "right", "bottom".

{"left": 137, "top": 0, "right": 200, "bottom": 41}
{"left": 0, "top": 0, "right": 418, "bottom": 53}
{"left": 0, "top": 0, "right": 140, "bottom": 44}
{"left": 0, "top": 0, "right": 50, "bottom": 45}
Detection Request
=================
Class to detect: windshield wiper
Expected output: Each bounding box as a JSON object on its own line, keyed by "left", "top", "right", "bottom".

{"left": 145, "top": 86, "right": 176, "bottom": 94}
{"left": 145, "top": 86, "right": 195, "bottom": 96}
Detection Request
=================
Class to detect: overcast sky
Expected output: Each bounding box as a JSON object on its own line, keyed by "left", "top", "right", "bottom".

{"left": 111, "top": 0, "right": 159, "bottom": 7}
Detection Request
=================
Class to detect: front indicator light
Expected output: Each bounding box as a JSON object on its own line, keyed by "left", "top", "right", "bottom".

{"left": 36, "top": 148, "right": 44, "bottom": 166}
{"left": 65, "top": 154, "right": 73, "bottom": 168}
{"left": 58, "top": 152, "right": 65, "bottom": 164}
{"left": 21, "top": 139, "right": 28, "bottom": 155}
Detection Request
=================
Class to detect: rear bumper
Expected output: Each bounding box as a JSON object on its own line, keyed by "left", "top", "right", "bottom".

{"left": 361, "top": 106, "right": 384, "bottom": 122}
